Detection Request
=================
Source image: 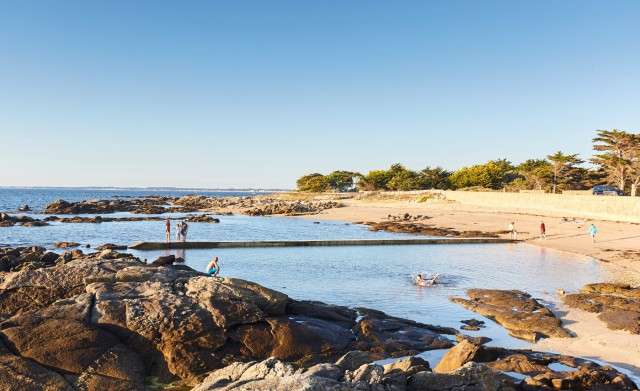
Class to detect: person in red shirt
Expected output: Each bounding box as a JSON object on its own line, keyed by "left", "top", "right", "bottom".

{"left": 165, "top": 219, "right": 171, "bottom": 243}
{"left": 540, "top": 221, "right": 546, "bottom": 240}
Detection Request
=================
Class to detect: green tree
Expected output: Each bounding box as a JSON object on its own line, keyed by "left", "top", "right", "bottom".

{"left": 326, "top": 171, "right": 359, "bottom": 192}
{"left": 591, "top": 129, "right": 637, "bottom": 191}
{"left": 546, "top": 151, "right": 584, "bottom": 194}
{"left": 296, "top": 173, "right": 330, "bottom": 192}
{"left": 449, "top": 159, "right": 514, "bottom": 190}
{"left": 418, "top": 166, "right": 452, "bottom": 189}
{"left": 516, "top": 159, "right": 552, "bottom": 191}
{"left": 359, "top": 169, "right": 395, "bottom": 190}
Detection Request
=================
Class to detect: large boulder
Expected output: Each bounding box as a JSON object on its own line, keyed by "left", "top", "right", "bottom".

{"left": 563, "top": 283, "right": 640, "bottom": 334}
{"left": 450, "top": 289, "right": 571, "bottom": 341}
{"left": 1, "top": 315, "right": 146, "bottom": 390}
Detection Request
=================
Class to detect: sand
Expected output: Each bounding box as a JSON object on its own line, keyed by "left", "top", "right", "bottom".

{"left": 295, "top": 196, "right": 640, "bottom": 375}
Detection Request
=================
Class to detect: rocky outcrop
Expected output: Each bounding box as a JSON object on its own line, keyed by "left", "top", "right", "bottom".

{"left": 192, "top": 345, "right": 637, "bottom": 391}
{"left": 186, "top": 214, "right": 221, "bottom": 223}
{"left": 0, "top": 248, "right": 464, "bottom": 389}
{"left": 245, "top": 200, "right": 343, "bottom": 216}
{"left": 53, "top": 241, "right": 80, "bottom": 248}
{"left": 44, "top": 198, "right": 169, "bottom": 214}
{"left": 172, "top": 195, "right": 344, "bottom": 216}
{"left": 563, "top": 283, "right": 640, "bottom": 334}
{"left": 95, "top": 243, "right": 128, "bottom": 251}
{"left": 192, "top": 356, "right": 507, "bottom": 391}
{"left": 45, "top": 215, "right": 166, "bottom": 223}
{"left": 450, "top": 289, "right": 571, "bottom": 341}
{"left": 368, "top": 221, "right": 501, "bottom": 238}
{"left": 0, "top": 246, "right": 60, "bottom": 273}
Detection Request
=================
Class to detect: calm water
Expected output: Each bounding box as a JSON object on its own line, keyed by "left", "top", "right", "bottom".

{"left": 0, "top": 188, "right": 618, "bottom": 351}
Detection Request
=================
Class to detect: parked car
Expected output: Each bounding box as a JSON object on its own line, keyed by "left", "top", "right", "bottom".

{"left": 592, "top": 185, "right": 624, "bottom": 196}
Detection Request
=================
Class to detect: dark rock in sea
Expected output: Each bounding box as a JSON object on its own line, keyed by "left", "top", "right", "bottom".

{"left": 95, "top": 243, "right": 128, "bottom": 251}
{"left": 20, "top": 221, "right": 49, "bottom": 227}
{"left": 450, "top": 289, "right": 571, "bottom": 341}
{"left": 185, "top": 214, "right": 220, "bottom": 223}
{"left": 563, "top": 283, "right": 640, "bottom": 334}
{"left": 149, "top": 254, "right": 176, "bottom": 267}
{"left": 44, "top": 198, "right": 169, "bottom": 215}
{"left": 17, "top": 205, "right": 30, "bottom": 212}
{"left": 53, "top": 241, "right": 80, "bottom": 249}
{"left": 456, "top": 334, "right": 492, "bottom": 345}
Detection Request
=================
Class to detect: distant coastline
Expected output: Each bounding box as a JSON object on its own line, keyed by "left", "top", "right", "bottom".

{"left": 0, "top": 186, "right": 291, "bottom": 192}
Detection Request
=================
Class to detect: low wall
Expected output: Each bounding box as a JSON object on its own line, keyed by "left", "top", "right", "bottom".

{"left": 444, "top": 191, "right": 640, "bottom": 223}
{"left": 129, "top": 238, "right": 512, "bottom": 250}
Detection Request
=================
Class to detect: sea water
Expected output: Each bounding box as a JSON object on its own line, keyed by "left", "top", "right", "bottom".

{"left": 0, "top": 188, "right": 617, "bottom": 351}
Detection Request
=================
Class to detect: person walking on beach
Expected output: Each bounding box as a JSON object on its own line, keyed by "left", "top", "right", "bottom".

{"left": 206, "top": 257, "right": 220, "bottom": 277}
{"left": 588, "top": 224, "right": 597, "bottom": 243}
{"left": 540, "top": 221, "right": 546, "bottom": 240}
{"left": 508, "top": 222, "right": 515, "bottom": 240}
{"left": 176, "top": 221, "right": 183, "bottom": 242}
{"left": 165, "top": 219, "right": 171, "bottom": 243}
{"left": 181, "top": 221, "right": 189, "bottom": 242}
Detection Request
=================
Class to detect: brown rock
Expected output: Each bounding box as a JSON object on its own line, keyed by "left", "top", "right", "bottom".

{"left": 451, "top": 289, "right": 571, "bottom": 341}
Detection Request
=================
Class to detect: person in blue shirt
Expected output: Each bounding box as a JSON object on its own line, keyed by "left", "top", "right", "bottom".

{"left": 206, "top": 257, "right": 220, "bottom": 277}
{"left": 588, "top": 224, "right": 597, "bottom": 243}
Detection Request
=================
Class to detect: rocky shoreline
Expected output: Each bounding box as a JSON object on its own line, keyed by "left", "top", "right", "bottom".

{"left": 0, "top": 246, "right": 636, "bottom": 390}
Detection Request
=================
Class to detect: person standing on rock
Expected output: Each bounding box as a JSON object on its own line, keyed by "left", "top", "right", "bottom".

{"left": 206, "top": 257, "right": 220, "bottom": 276}
{"left": 182, "top": 221, "right": 189, "bottom": 242}
{"left": 165, "top": 219, "right": 171, "bottom": 243}
{"left": 588, "top": 224, "right": 597, "bottom": 243}
{"left": 176, "top": 221, "right": 183, "bottom": 242}
{"left": 539, "top": 221, "right": 546, "bottom": 240}
{"left": 508, "top": 222, "right": 515, "bottom": 240}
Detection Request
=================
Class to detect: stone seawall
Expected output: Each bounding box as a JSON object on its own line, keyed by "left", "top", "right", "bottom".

{"left": 444, "top": 191, "right": 640, "bottom": 223}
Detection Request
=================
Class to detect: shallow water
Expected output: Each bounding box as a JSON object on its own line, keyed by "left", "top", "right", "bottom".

{"left": 0, "top": 189, "right": 618, "bottom": 352}
{"left": 145, "top": 243, "right": 612, "bottom": 349}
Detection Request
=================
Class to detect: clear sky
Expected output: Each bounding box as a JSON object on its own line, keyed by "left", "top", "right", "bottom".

{"left": 1, "top": 1, "right": 638, "bottom": 188}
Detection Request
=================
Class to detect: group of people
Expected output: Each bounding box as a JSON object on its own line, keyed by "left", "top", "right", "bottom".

{"left": 165, "top": 219, "right": 189, "bottom": 243}
{"left": 508, "top": 220, "right": 598, "bottom": 243}
{"left": 163, "top": 220, "right": 221, "bottom": 277}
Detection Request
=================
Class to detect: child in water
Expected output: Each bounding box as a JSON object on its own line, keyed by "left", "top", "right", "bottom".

{"left": 206, "top": 257, "right": 220, "bottom": 277}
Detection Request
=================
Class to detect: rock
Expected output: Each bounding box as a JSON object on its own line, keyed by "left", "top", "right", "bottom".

{"left": 383, "top": 355, "right": 431, "bottom": 376}
{"left": 451, "top": 289, "right": 571, "bottom": 341}
{"left": 53, "top": 242, "right": 80, "bottom": 248}
{"left": 95, "top": 243, "right": 128, "bottom": 251}
{"left": 335, "top": 350, "right": 375, "bottom": 372}
{"left": 434, "top": 340, "right": 498, "bottom": 373}
{"left": 186, "top": 214, "right": 221, "bottom": 223}
{"left": 353, "top": 316, "right": 455, "bottom": 357}
{"left": 456, "top": 334, "right": 492, "bottom": 345}
{"left": 1, "top": 315, "right": 146, "bottom": 390}
{"left": 17, "top": 205, "right": 30, "bottom": 212}
{"left": 149, "top": 255, "right": 176, "bottom": 267}
{"left": 344, "top": 362, "right": 384, "bottom": 383}
{"left": 563, "top": 283, "right": 640, "bottom": 334}
{"left": 20, "top": 221, "right": 49, "bottom": 227}
{"left": 0, "top": 338, "right": 73, "bottom": 391}
{"left": 486, "top": 354, "right": 550, "bottom": 374}
{"left": 409, "top": 362, "right": 517, "bottom": 390}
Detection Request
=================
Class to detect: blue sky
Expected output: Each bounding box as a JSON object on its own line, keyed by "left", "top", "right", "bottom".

{"left": 1, "top": 1, "right": 638, "bottom": 188}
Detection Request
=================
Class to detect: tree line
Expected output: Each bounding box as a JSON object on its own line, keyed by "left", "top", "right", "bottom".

{"left": 296, "top": 130, "right": 640, "bottom": 196}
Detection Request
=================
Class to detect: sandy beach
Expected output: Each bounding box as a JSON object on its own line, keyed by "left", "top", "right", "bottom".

{"left": 294, "top": 196, "right": 640, "bottom": 374}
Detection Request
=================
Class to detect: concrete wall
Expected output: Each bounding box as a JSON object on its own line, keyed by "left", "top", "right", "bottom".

{"left": 444, "top": 191, "right": 640, "bottom": 223}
